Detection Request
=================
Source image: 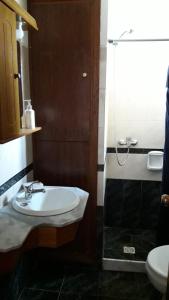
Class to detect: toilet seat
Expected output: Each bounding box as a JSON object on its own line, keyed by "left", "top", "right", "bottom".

{"left": 146, "top": 245, "right": 169, "bottom": 294}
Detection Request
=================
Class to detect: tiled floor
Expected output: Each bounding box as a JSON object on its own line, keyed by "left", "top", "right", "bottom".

{"left": 17, "top": 272, "right": 161, "bottom": 300}
{"left": 1, "top": 253, "right": 161, "bottom": 300}
{"left": 104, "top": 226, "right": 157, "bottom": 261}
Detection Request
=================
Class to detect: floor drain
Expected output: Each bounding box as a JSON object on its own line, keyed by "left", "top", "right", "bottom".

{"left": 123, "top": 246, "right": 136, "bottom": 254}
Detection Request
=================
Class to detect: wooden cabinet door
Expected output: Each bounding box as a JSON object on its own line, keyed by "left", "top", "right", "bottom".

{"left": 0, "top": 2, "right": 20, "bottom": 140}
{"left": 29, "top": 0, "right": 100, "bottom": 260}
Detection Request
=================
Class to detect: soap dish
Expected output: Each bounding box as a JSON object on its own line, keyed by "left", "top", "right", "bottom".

{"left": 147, "top": 151, "right": 163, "bottom": 171}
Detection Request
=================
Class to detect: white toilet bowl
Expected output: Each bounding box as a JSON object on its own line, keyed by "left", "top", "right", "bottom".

{"left": 146, "top": 245, "right": 169, "bottom": 294}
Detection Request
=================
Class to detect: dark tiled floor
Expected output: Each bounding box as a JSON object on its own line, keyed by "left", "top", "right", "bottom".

{"left": 104, "top": 226, "right": 157, "bottom": 261}
{"left": 17, "top": 270, "right": 161, "bottom": 300}
{"left": 19, "top": 288, "right": 59, "bottom": 300}
{"left": 0, "top": 253, "right": 161, "bottom": 300}
{"left": 20, "top": 271, "right": 161, "bottom": 300}
{"left": 0, "top": 274, "right": 11, "bottom": 300}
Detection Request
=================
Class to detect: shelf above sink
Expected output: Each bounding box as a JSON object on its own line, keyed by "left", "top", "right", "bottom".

{"left": 0, "top": 127, "right": 42, "bottom": 144}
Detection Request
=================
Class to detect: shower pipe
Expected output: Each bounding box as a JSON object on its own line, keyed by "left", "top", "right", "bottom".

{"left": 115, "top": 137, "right": 138, "bottom": 166}
{"left": 108, "top": 38, "right": 169, "bottom": 44}
{"left": 115, "top": 144, "right": 130, "bottom": 166}
{"left": 115, "top": 138, "right": 131, "bottom": 167}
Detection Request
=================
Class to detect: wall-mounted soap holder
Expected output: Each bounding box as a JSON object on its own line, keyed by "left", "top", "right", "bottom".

{"left": 147, "top": 151, "right": 163, "bottom": 171}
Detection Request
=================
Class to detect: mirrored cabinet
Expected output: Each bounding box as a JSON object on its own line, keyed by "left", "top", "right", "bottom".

{"left": 0, "top": 0, "right": 40, "bottom": 143}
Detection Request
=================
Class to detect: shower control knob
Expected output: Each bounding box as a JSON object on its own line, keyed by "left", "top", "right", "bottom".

{"left": 130, "top": 139, "right": 138, "bottom": 146}
{"left": 118, "top": 139, "right": 127, "bottom": 146}
{"left": 82, "top": 72, "right": 88, "bottom": 78}
{"left": 126, "top": 137, "right": 138, "bottom": 146}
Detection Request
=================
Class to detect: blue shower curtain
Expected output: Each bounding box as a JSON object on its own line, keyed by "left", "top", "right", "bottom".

{"left": 157, "top": 67, "right": 169, "bottom": 245}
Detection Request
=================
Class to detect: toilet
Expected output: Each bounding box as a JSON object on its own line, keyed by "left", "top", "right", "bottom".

{"left": 146, "top": 245, "right": 169, "bottom": 298}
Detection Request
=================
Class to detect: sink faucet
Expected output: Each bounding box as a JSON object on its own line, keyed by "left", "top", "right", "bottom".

{"left": 23, "top": 181, "right": 45, "bottom": 200}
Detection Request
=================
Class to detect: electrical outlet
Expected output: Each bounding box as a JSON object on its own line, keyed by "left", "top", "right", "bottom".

{"left": 123, "top": 246, "right": 136, "bottom": 254}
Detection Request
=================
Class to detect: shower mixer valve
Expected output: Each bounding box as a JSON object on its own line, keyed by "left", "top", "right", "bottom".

{"left": 115, "top": 137, "right": 137, "bottom": 166}
{"left": 118, "top": 137, "right": 138, "bottom": 146}
{"left": 115, "top": 137, "right": 138, "bottom": 166}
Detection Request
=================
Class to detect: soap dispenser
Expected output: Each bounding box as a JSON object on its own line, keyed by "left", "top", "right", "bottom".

{"left": 25, "top": 100, "right": 35, "bottom": 129}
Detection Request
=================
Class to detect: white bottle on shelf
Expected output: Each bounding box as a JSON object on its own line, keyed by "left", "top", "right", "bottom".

{"left": 25, "top": 100, "right": 35, "bottom": 129}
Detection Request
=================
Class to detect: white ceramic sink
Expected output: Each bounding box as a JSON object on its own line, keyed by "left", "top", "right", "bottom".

{"left": 12, "top": 186, "right": 80, "bottom": 216}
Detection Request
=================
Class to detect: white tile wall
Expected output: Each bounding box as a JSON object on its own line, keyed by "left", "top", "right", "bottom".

{"left": 99, "top": 46, "right": 107, "bottom": 90}
{"left": 106, "top": 153, "right": 162, "bottom": 181}
{"left": 107, "top": 0, "right": 169, "bottom": 40}
{"left": 0, "top": 136, "right": 33, "bottom": 186}
{"left": 98, "top": 89, "right": 106, "bottom": 127}
{"left": 105, "top": 22, "right": 167, "bottom": 182}
{"left": 98, "top": 126, "right": 105, "bottom": 165}
{"left": 100, "top": 0, "right": 108, "bottom": 47}
{"left": 97, "top": 171, "right": 104, "bottom": 206}
{"left": 97, "top": 169, "right": 107, "bottom": 206}
{"left": 106, "top": 41, "right": 168, "bottom": 150}
{"left": 98, "top": 47, "right": 108, "bottom": 164}
{"left": 97, "top": 0, "right": 109, "bottom": 206}
{"left": 107, "top": 120, "right": 165, "bottom": 149}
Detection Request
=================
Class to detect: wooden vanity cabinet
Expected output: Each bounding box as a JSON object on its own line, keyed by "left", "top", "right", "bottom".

{"left": 0, "top": 2, "right": 20, "bottom": 141}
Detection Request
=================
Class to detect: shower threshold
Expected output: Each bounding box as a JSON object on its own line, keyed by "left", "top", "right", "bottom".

{"left": 102, "top": 257, "right": 145, "bottom": 273}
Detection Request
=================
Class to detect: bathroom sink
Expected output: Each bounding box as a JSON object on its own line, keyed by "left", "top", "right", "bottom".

{"left": 12, "top": 186, "right": 80, "bottom": 216}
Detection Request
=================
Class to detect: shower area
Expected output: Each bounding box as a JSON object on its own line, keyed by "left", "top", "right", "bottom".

{"left": 103, "top": 0, "right": 169, "bottom": 271}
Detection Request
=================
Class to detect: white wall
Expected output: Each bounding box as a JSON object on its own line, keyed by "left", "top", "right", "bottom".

{"left": 97, "top": 0, "right": 108, "bottom": 206}
{"left": 107, "top": 0, "right": 169, "bottom": 40}
{"left": 107, "top": 42, "right": 167, "bottom": 149}
{"left": 0, "top": 0, "right": 33, "bottom": 207}
{"left": 0, "top": 137, "right": 32, "bottom": 187}
{"left": 106, "top": 153, "right": 162, "bottom": 181}
{"left": 106, "top": 0, "right": 169, "bottom": 182}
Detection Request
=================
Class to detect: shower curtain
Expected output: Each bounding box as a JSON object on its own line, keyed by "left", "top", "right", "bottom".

{"left": 162, "top": 67, "right": 169, "bottom": 194}
{"left": 157, "top": 67, "right": 169, "bottom": 245}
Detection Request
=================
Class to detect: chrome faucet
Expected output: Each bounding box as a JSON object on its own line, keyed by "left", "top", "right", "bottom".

{"left": 23, "top": 181, "right": 45, "bottom": 200}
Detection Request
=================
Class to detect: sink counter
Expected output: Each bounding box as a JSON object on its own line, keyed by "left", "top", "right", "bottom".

{"left": 0, "top": 187, "right": 88, "bottom": 252}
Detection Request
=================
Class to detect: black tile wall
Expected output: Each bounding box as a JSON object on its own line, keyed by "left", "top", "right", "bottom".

{"left": 104, "top": 179, "right": 124, "bottom": 227}
{"left": 122, "top": 180, "right": 142, "bottom": 229}
{"left": 0, "top": 163, "right": 33, "bottom": 196}
{"left": 107, "top": 147, "right": 163, "bottom": 154}
{"left": 104, "top": 179, "right": 162, "bottom": 261}
{"left": 104, "top": 179, "right": 161, "bottom": 230}
{"left": 141, "top": 181, "right": 161, "bottom": 230}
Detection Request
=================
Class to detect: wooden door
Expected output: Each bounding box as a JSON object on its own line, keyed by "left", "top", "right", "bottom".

{"left": 0, "top": 2, "right": 20, "bottom": 140}
{"left": 29, "top": 0, "right": 100, "bottom": 261}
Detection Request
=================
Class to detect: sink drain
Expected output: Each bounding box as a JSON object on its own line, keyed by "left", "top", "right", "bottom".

{"left": 123, "top": 246, "right": 136, "bottom": 254}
